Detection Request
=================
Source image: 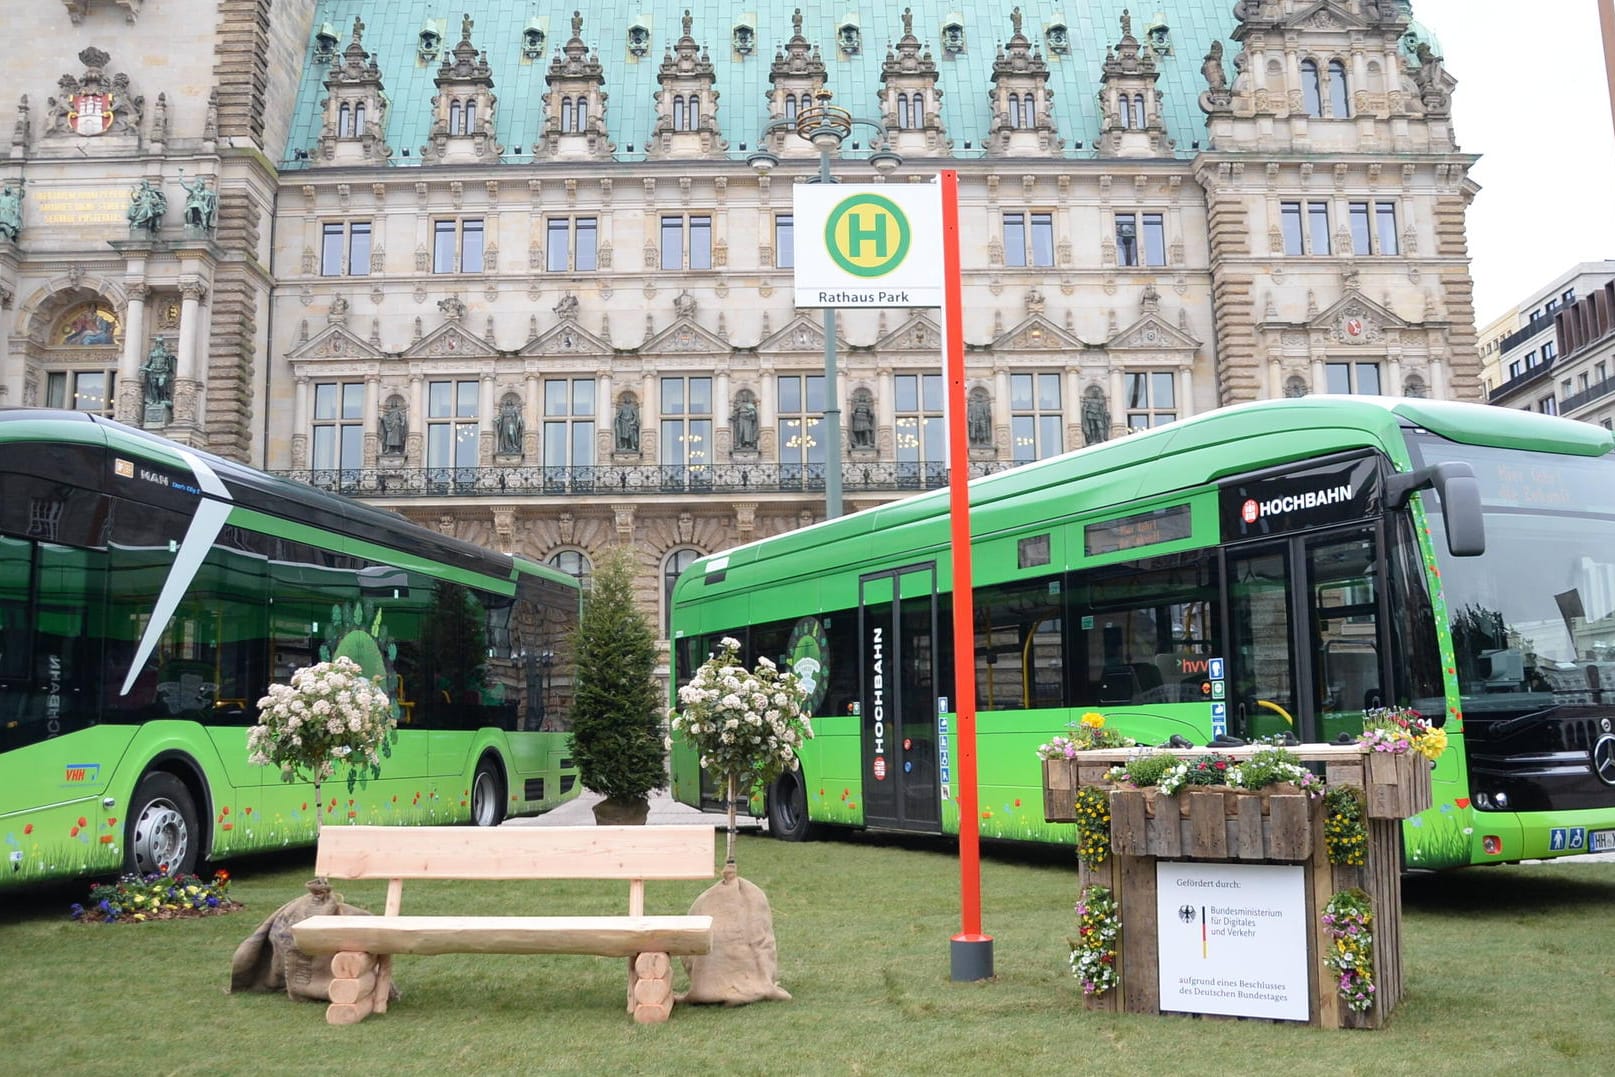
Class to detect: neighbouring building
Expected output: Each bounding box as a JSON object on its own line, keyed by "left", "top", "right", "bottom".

{"left": 0, "top": 1, "right": 1483, "bottom": 656}
{"left": 1486, "top": 261, "right": 1615, "bottom": 429}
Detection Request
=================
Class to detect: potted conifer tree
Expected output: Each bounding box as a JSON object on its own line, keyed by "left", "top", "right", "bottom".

{"left": 568, "top": 545, "right": 667, "bottom": 824}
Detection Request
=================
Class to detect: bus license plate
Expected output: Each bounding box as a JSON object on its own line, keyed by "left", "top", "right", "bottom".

{"left": 1592, "top": 830, "right": 1615, "bottom": 853}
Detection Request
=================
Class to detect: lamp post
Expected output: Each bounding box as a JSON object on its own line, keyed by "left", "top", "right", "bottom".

{"left": 749, "top": 90, "right": 901, "bottom": 519}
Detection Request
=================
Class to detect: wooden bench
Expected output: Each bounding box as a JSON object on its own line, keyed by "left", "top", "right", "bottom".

{"left": 290, "top": 825, "right": 715, "bottom": 1025}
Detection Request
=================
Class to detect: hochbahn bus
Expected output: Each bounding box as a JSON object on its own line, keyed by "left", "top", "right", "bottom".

{"left": 0, "top": 409, "right": 581, "bottom": 889}
{"left": 669, "top": 396, "right": 1615, "bottom": 869}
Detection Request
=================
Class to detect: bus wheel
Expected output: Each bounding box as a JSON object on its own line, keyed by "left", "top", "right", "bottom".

{"left": 767, "top": 770, "right": 815, "bottom": 842}
{"left": 471, "top": 758, "right": 506, "bottom": 827}
{"left": 126, "top": 772, "right": 199, "bottom": 877}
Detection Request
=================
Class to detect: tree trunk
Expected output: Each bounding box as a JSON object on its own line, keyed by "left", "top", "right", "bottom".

{"left": 725, "top": 774, "right": 738, "bottom": 869}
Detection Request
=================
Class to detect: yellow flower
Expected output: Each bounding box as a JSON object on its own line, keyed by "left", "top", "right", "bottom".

{"left": 1080, "top": 712, "right": 1106, "bottom": 730}
{"left": 1416, "top": 727, "right": 1448, "bottom": 760}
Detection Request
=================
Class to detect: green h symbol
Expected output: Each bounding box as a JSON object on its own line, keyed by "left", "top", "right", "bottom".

{"left": 846, "top": 210, "right": 888, "bottom": 258}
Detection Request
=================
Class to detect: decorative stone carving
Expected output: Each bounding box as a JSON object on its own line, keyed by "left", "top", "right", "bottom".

{"left": 45, "top": 47, "right": 144, "bottom": 139}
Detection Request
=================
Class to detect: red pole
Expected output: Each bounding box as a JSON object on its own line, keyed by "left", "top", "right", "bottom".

{"left": 941, "top": 169, "right": 992, "bottom": 980}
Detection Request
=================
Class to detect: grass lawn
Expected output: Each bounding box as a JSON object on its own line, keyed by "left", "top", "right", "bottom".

{"left": 2, "top": 831, "right": 1610, "bottom": 1077}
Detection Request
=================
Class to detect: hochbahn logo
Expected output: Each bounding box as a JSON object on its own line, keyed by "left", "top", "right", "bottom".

{"left": 1240, "top": 483, "right": 1355, "bottom": 524}
{"left": 825, "top": 193, "right": 911, "bottom": 278}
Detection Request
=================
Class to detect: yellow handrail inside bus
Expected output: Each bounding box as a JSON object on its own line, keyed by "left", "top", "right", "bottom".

{"left": 1256, "top": 698, "right": 1294, "bottom": 726}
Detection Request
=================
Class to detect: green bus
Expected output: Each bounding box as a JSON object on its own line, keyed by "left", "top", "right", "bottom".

{"left": 669, "top": 396, "right": 1615, "bottom": 869}
{"left": 1, "top": 409, "right": 581, "bottom": 889}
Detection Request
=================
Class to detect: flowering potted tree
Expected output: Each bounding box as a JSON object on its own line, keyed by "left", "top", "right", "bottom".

{"left": 669, "top": 636, "right": 812, "bottom": 1004}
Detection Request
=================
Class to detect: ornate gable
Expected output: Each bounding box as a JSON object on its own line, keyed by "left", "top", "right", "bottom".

{"left": 401, "top": 320, "right": 495, "bottom": 360}
{"left": 987, "top": 8, "right": 1060, "bottom": 156}
{"left": 1106, "top": 311, "right": 1200, "bottom": 355}
{"left": 536, "top": 12, "right": 613, "bottom": 160}
{"left": 875, "top": 312, "right": 943, "bottom": 353}
{"left": 287, "top": 322, "right": 387, "bottom": 362}
{"left": 647, "top": 11, "right": 726, "bottom": 159}
{"left": 765, "top": 9, "right": 827, "bottom": 159}
{"left": 519, "top": 318, "right": 611, "bottom": 357}
{"left": 420, "top": 14, "right": 502, "bottom": 164}
{"left": 879, "top": 8, "right": 947, "bottom": 156}
{"left": 643, "top": 312, "right": 729, "bottom": 355}
{"left": 993, "top": 314, "right": 1084, "bottom": 353}
{"left": 1311, "top": 290, "right": 1406, "bottom": 347}
{"left": 758, "top": 314, "right": 838, "bottom": 354}
{"left": 1097, "top": 11, "right": 1174, "bottom": 158}
{"left": 316, "top": 18, "right": 392, "bottom": 164}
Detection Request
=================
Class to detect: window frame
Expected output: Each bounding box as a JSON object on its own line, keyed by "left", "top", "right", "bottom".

{"left": 432, "top": 218, "right": 484, "bottom": 274}
{"left": 1010, "top": 371, "right": 1063, "bottom": 463}
{"left": 1125, "top": 370, "right": 1177, "bottom": 430}
{"left": 321, "top": 220, "right": 372, "bottom": 277}
{"left": 660, "top": 214, "right": 713, "bottom": 272}
{"left": 546, "top": 216, "right": 598, "bottom": 273}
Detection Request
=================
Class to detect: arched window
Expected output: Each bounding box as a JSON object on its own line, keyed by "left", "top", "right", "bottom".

{"left": 338, "top": 103, "right": 353, "bottom": 137}
{"left": 1021, "top": 93, "right": 1035, "bottom": 127}
{"left": 548, "top": 549, "right": 594, "bottom": 590}
{"left": 663, "top": 548, "right": 701, "bottom": 634}
{"left": 465, "top": 99, "right": 477, "bottom": 132}
{"left": 1301, "top": 59, "right": 1322, "bottom": 117}
{"left": 1329, "top": 60, "right": 1349, "bottom": 117}
{"left": 896, "top": 92, "right": 911, "bottom": 129}
{"left": 1008, "top": 93, "right": 1022, "bottom": 128}
{"left": 449, "top": 101, "right": 464, "bottom": 135}
{"left": 560, "top": 97, "right": 574, "bottom": 133}
{"left": 573, "top": 97, "right": 589, "bottom": 132}
{"left": 1119, "top": 95, "right": 1133, "bottom": 129}
{"left": 353, "top": 102, "right": 365, "bottom": 133}
{"left": 1134, "top": 94, "right": 1147, "bottom": 126}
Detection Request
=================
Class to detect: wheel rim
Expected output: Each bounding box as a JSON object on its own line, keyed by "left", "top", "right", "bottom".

{"left": 131, "top": 798, "right": 189, "bottom": 875}
{"left": 472, "top": 769, "right": 499, "bottom": 826}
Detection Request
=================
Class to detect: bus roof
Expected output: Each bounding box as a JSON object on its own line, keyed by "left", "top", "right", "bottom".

{"left": 0, "top": 408, "right": 573, "bottom": 589}
{"left": 678, "top": 396, "right": 1613, "bottom": 587}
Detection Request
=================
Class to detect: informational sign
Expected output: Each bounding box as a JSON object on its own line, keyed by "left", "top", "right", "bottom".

{"left": 1208, "top": 657, "right": 1226, "bottom": 734}
{"left": 1156, "top": 862, "right": 1309, "bottom": 1022}
{"left": 937, "top": 704, "right": 951, "bottom": 801}
{"left": 793, "top": 183, "right": 943, "bottom": 308}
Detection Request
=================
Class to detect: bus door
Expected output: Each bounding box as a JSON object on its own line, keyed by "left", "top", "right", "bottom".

{"left": 1225, "top": 524, "right": 1389, "bottom": 744}
{"left": 859, "top": 564, "right": 940, "bottom": 832}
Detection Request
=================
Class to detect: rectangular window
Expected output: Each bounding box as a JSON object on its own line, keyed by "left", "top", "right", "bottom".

{"left": 45, "top": 370, "right": 116, "bottom": 415}
{"left": 546, "top": 217, "right": 597, "bottom": 272}
{"left": 1542, "top": 340, "right": 1558, "bottom": 361}
{"left": 775, "top": 214, "right": 794, "bottom": 269}
{"left": 777, "top": 375, "right": 826, "bottom": 470}
{"left": 1114, "top": 212, "right": 1165, "bottom": 268}
{"left": 427, "top": 379, "right": 480, "bottom": 471}
{"left": 542, "top": 377, "right": 596, "bottom": 469}
{"left": 1003, "top": 211, "right": 1054, "bottom": 269}
{"left": 1349, "top": 203, "right": 1371, "bottom": 257}
{"left": 1326, "top": 362, "right": 1382, "bottom": 395}
{"left": 1071, "top": 551, "right": 1220, "bottom": 708}
{"left": 661, "top": 215, "right": 712, "bottom": 271}
{"left": 1003, "top": 212, "right": 1027, "bottom": 268}
{"left": 1281, "top": 203, "right": 1304, "bottom": 256}
{"left": 894, "top": 373, "right": 945, "bottom": 482}
{"left": 312, "top": 381, "right": 365, "bottom": 474}
{"left": 1308, "top": 203, "right": 1331, "bottom": 256}
{"left": 1374, "top": 202, "right": 1398, "bottom": 255}
{"left": 432, "top": 219, "right": 483, "bottom": 273}
{"left": 321, "top": 222, "right": 371, "bottom": 277}
{"left": 660, "top": 376, "right": 713, "bottom": 470}
{"left": 1125, "top": 371, "right": 1176, "bottom": 429}
{"left": 1508, "top": 360, "right": 1523, "bottom": 379}
{"left": 1010, "top": 372, "right": 1062, "bottom": 463}
{"left": 1540, "top": 395, "right": 1558, "bottom": 415}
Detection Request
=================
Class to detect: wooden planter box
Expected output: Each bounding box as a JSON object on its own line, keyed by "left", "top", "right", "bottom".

{"left": 1047, "top": 744, "right": 1431, "bottom": 1030}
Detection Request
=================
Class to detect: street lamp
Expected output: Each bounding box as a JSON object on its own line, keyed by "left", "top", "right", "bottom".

{"left": 749, "top": 89, "right": 901, "bottom": 519}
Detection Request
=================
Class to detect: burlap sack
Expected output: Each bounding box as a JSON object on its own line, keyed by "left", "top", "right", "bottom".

{"left": 228, "top": 878, "right": 395, "bottom": 1002}
{"left": 678, "top": 864, "right": 792, "bottom": 1005}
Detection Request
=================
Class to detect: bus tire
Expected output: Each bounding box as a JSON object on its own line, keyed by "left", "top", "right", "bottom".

{"left": 767, "top": 770, "right": 815, "bottom": 842}
{"left": 471, "top": 757, "right": 506, "bottom": 827}
{"left": 125, "top": 772, "right": 199, "bottom": 877}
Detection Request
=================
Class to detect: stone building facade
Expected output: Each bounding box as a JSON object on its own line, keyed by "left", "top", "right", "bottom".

{"left": 0, "top": 0, "right": 1480, "bottom": 647}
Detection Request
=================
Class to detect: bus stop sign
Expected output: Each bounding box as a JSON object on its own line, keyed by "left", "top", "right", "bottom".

{"left": 793, "top": 183, "right": 943, "bottom": 308}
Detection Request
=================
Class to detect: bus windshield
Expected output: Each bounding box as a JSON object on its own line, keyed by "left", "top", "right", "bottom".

{"left": 1411, "top": 435, "right": 1615, "bottom": 715}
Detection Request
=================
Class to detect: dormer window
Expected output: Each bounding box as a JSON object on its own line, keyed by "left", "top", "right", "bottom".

{"left": 733, "top": 24, "right": 755, "bottom": 55}
{"left": 314, "top": 22, "right": 340, "bottom": 63}
{"left": 837, "top": 23, "right": 860, "bottom": 56}
{"left": 1008, "top": 92, "right": 1036, "bottom": 129}
{"left": 1046, "top": 23, "right": 1070, "bottom": 55}
{"left": 672, "top": 93, "right": 698, "bottom": 132}
{"left": 337, "top": 101, "right": 366, "bottom": 137}
{"left": 627, "top": 24, "right": 650, "bottom": 58}
{"left": 942, "top": 22, "right": 965, "bottom": 54}
{"left": 418, "top": 28, "right": 441, "bottom": 62}
{"left": 522, "top": 24, "right": 545, "bottom": 60}
{"left": 448, "top": 98, "right": 477, "bottom": 135}
{"left": 560, "top": 96, "right": 588, "bottom": 133}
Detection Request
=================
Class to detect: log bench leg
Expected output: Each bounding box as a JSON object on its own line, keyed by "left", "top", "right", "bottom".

{"left": 628, "top": 951, "right": 674, "bottom": 1024}
{"left": 325, "top": 951, "right": 383, "bottom": 1026}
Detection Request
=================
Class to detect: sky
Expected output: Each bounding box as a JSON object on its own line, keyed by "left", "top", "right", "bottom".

{"left": 1410, "top": 0, "right": 1615, "bottom": 325}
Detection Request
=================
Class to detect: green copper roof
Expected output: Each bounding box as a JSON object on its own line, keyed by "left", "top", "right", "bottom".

{"left": 281, "top": 2, "right": 1431, "bottom": 169}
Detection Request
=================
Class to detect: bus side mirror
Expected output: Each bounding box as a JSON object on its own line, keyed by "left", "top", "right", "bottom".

{"left": 1387, "top": 461, "right": 1486, "bottom": 557}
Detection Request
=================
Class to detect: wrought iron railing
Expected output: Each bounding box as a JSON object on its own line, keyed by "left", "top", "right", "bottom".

{"left": 268, "top": 460, "right": 1017, "bottom": 499}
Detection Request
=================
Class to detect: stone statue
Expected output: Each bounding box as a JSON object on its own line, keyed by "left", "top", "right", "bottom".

{"left": 849, "top": 396, "right": 875, "bottom": 450}
{"left": 614, "top": 397, "right": 640, "bottom": 452}
{"left": 552, "top": 292, "right": 579, "bottom": 319}
{"left": 179, "top": 174, "right": 218, "bottom": 232}
{"left": 0, "top": 180, "right": 22, "bottom": 242}
{"left": 732, "top": 395, "right": 759, "bottom": 451}
{"left": 967, "top": 393, "right": 992, "bottom": 447}
{"left": 496, "top": 398, "right": 524, "bottom": 455}
{"left": 673, "top": 291, "right": 697, "bottom": 319}
{"left": 1202, "top": 40, "right": 1228, "bottom": 94}
{"left": 126, "top": 179, "right": 166, "bottom": 235}
{"left": 1082, "top": 386, "right": 1109, "bottom": 446}
{"left": 140, "top": 337, "right": 175, "bottom": 409}
{"left": 380, "top": 402, "right": 407, "bottom": 454}
{"left": 1412, "top": 43, "right": 1448, "bottom": 108}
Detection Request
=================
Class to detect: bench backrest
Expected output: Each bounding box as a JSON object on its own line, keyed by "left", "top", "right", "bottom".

{"left": 314, "top": 825, "right": 715, "bottom": 883}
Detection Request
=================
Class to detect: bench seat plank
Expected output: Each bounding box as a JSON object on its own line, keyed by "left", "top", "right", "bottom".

{"left": 293, "top": 914, "right": 714, "bottom": 958}
{"left": 313, "top": 825, "right": 715, "bottom": 881}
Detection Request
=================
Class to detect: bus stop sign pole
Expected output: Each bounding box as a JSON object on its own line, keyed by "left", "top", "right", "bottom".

{"left": 942, "top": 168, "right": 992, "bottom": 982}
